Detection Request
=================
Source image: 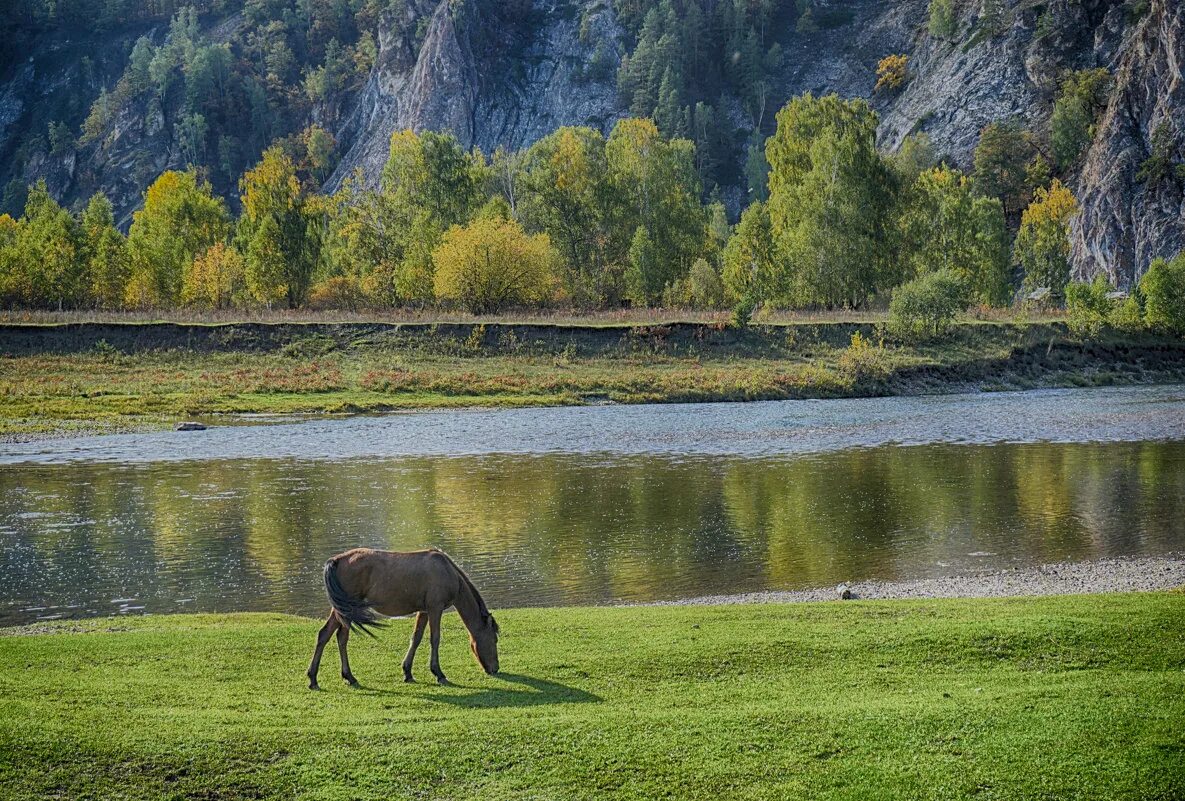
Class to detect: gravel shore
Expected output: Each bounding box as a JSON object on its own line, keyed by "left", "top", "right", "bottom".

{"left": 648, "top": 555, "right": 1185, "bottom": 606}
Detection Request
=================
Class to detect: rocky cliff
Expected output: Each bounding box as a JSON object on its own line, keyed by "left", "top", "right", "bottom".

{"left": 2, "top": 0, "right": 1182, "bottom": 284}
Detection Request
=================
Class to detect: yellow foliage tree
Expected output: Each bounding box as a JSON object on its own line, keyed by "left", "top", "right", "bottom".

{"left": 875, "top": 54, "right": 909, "bottom": 92}
{"left": 182, "top": 242, "right": 246, "bottom": 309}
{"left": 1015, "top": 178, "right": 1079, "bottom": 295}
{"left": 432, "top": 216, "right": 557, "bottom": 314}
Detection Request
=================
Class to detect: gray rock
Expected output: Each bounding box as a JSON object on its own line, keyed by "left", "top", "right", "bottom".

{"left": 175, "top": 422, "right": 208, "bottom": 432}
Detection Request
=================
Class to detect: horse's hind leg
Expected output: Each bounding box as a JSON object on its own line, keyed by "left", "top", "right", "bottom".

{"left": 337, "top": 624, "right": 358, "bottom": 687}
{"left": 427, "top": 608, "right": 448, "bottom": 685}
{"left": 402, "top": 612, "right": 428, "bottom": 683}
{"left": 307, "top": 612, "right": 340, "bottom": 690}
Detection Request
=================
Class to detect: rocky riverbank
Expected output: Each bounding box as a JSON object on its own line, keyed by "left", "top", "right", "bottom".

{"left": 656, "top": 555, "right": 1185, "bottom": 606}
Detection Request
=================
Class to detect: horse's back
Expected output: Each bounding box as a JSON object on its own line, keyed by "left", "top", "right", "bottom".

{"left": 330, "top": 547, "right": 459, "bottom": 616}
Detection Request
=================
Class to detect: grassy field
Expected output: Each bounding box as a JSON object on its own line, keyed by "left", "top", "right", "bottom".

{"left": 2, "top": 319, "right": 1184, "bottom": 438}
{"left": 0, "top": 594, "right": 1182, "bottom": 800}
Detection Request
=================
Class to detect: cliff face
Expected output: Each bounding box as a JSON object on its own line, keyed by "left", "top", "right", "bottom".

{"left": 2, "top": 0, "right": 1182, "bottom": 283}
{"left": 325, "top": 0, "right": 624, "bottom": 190}
{"left": 1070, "top": 0, "right": 1185, "bottom": 287}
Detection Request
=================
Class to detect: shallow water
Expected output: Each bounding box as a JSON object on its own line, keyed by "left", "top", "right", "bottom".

{"left": 2, "top": 385, "right": 1184, "bottom": 625}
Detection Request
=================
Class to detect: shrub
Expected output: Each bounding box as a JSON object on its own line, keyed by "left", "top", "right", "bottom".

{"left": 888, "top": 270, "right": 967, "bottom": 341}
{"left": 837, "top": 331, "right": 890, "bottom": 383}
{"left": 1140, "top": 252, "right": 1185, "bottom": 334}
{"left": 1065, "top": 277, "right": 1113, "bottom": 338}
{"left": 928, "top": 0, "right": 957, "bottom": 39}
{"left": 432, "top": 215, "right": 557, "bottom": 314}
{"left": 875, "top": 55, "right": 909, "bottom": 92}
{"left": 308, "top": 275, "right": 366, "bottom": 311}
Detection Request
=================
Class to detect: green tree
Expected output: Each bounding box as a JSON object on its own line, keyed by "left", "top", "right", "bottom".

{"left": 10, "top": 181, "right": 84, "bottom": 308}
{"left": 928, "top": 0, "right": 957, "bottom": 39}
{"left": 899, "top": 166, "right": 1011, "bottom": 305}
{"left": 80, "top": 192, "right": 129, "bottom": 309}
{"left": 1065, "top": 276, "right": 1114, "bottom": 338}
{"left": 606, "top": 118, "right": 707, "bottom": 305}
{"left": 721, "top": 200, "right": 777, "bottom": 305}
{"left": 765, "top": 93, "right": 897, "bottom": 307}
{"left": 1014, "top": 179, "right": 1078, "bottom": 297}
{"left": 973, "top": 120, "right": 1034, "bottom": 216}
{"left": 126, "top": 170, "right": 229, "bottom": 307}
{"left": 1051, "top": 69, "right": 1110, "bottom": 170}
{"left": 1140, "top": 252, "right": 1185, "bottom": 334}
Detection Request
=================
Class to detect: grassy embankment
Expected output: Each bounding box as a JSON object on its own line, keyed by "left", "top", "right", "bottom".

{"left": 2, "top": 318, "right": 1184, "bottom": 438}
{"left": 1, "top": 593, "right": 1183, "bottom": 799}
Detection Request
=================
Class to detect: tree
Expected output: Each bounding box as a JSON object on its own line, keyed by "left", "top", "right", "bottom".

{"left": 1140, "top": 251, "right": 1185, "bottom": 334}
{"left": 625, "top": 225, "right": 659, "bottom": 305}
{"left": 899, "top": 167, "right": 1011, "bottom": 305}
{"left": 721, "top": 200, "right": 777, "bottom": 304}
{"left": 126, "top": 170, "right": 229, "bottom": 307}
{"left": 1136, "top": 122, "right": 1183, "bottom": 187}
{"left": 1065, "top": 276, "right": 1114, "bottom": 338}
{"left": 765, "top": 93, "right": 897, "bottom": 307}
{"left": 973, "top": 120, "right": 1035, "bottom": 217}
{"left": 980, "top": 0, "right": 1008, "bottom": 36}
{"left": 8, "top": 181, "right": 84, "bottom": 309}
{"left": 237, "top": 146, "right": 323, "bottom": 308}
{"left": 517, "top": 127, "right": 617, "bottom": 304}
{"left": 928, "top": 0, "right": 957, "bottom": 39}
{"left": 183, "top": 241, "right": 246, "bottom": 308}
{"left": 80, "top": 192, "right": 129, "bottom": 309}
{"left": 875, "top": 55, "right": 908, "bottom": 93}
{"left": 888, "top": 269, "right": 967, "bottom": 340}
{"left": 1051, "top": 68, "right": 1110, "bottom": 170}
{"left": 605, "top": 118, "right": 707, "bottom": 305}
{"left": 432, "top": 215, "right": 557, "bottom": 314}
{"left": 1014, "top": 179, "right": 1078, "bottom": 297}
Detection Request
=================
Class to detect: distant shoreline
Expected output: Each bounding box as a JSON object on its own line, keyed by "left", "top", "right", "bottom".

{"left": 649, "top": 555, "right": 1185, "bottom": 606}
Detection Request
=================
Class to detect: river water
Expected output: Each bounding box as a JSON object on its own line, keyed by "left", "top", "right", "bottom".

{"left": 2, "top": 385, "right": 1183, "bottom": 625}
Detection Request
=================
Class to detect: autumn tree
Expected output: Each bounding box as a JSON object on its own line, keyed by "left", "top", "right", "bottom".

{"left": 3, "top": 181, "right": 84, "bottom": 309}
{"left": 875, "top": 55, "right": 908, "bottom": 93}
{"left": 432, "top": 215, "right": 557, "bottom": 314}
{"left": 182, "top": 241, "right": 246, "bottom": 308}
{"left": 1015, "top": 179, "right": 1078, "bottom": 296}
{"left": 126, "top": 170, "right": 229, "bottom": 307}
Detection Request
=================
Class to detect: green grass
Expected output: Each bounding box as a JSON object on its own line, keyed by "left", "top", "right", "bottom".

{"left": 2, "top": 321, "right": 1183, "bottom": 438}
{"left": 2, "top": 594, "right": 1183, "bottom": 799}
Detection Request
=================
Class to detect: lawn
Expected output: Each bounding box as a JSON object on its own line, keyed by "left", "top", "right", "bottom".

{"left": 1, "top": 593, "right": 1183, "bottom": 799}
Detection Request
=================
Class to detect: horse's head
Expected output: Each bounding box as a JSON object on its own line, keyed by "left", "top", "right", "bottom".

{"left": 470, "top": 613, "right": 499, "bottom": 675}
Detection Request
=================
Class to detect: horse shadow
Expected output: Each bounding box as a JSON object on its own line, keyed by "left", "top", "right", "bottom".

{"left": 359, "top": 672, "right": 601, "bottom": 708}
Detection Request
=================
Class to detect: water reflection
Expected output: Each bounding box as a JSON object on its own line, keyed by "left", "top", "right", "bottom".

{"left": 2, "top": 442, "right": 1182, "bottom": 625}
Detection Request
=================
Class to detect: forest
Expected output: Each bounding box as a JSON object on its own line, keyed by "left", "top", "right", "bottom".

{"left": 2, "top": 1, "right": 1183, "bottom": 337}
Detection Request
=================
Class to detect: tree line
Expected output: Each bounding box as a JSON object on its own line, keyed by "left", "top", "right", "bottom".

{"left": 2, "top": 92, "right": 1180, "bottom": 331}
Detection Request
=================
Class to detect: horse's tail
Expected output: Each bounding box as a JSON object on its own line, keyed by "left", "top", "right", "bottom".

{"left": 431, "top": 547, "right": 498, "bottom": 633}
{"left": 323, "top": 557, "right": 386, "bottom": 638}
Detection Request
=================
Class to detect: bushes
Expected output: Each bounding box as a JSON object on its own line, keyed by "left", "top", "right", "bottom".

{"left": 1140, "top": 252, "right": 1185, "bottom": 334}
{"left": 875, "top": 55, "right": 909, "bottom": 92}
{"left": 432, "top": 216, "right": 558, "bottom": 314}
{"left": 1065, "top": 276, "right": 1113, "bottom": 338}
{"left": 888, "top": 270, "right": 967, "bottom": 340}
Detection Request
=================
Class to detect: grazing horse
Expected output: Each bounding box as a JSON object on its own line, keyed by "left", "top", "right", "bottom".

{"left": 307, "top": 547, "right": 500, "bottom": 690}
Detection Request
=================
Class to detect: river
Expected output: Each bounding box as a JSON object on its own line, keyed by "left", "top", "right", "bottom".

{"left": 2, "top": 385, "right": 1183, "bottom": 625}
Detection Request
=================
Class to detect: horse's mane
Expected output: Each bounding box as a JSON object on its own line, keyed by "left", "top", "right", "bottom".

{"left": 432, "top": 548, "right": 499, "bottom": 632}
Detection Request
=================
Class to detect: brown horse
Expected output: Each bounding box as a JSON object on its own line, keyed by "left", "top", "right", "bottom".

{"left": 306, "top": 547, "right": 500, "bottom": 690}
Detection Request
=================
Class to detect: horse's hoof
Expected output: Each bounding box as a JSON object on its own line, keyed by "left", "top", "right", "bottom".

{"left": 436, "top": 676, "right": 450, "bottom": 686}
{"left": 309, "top": 682, "right": 320, "bottom": 691}
{"left": 403, "top": 675, "right": 415, "bottom": 683}
{"left": 343, "top": 676, "right": 359, "bottom": 688}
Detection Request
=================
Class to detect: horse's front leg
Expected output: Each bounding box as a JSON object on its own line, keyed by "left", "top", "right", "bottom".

{"left": 337, "top": 623, "right": 358, "bottom": 687}
{"left": 307, "top": 612, "right": 340, "bottom": 690}
{"left": 427, "top": 608, "right": 448, "bottom": 685}
{"left": 402, "top": 612, "right": 428, "bottom": 683}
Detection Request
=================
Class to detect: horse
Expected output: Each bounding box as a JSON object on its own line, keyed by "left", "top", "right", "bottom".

{"left": 306, "top": 547, "right": 500, "bottom": 690}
